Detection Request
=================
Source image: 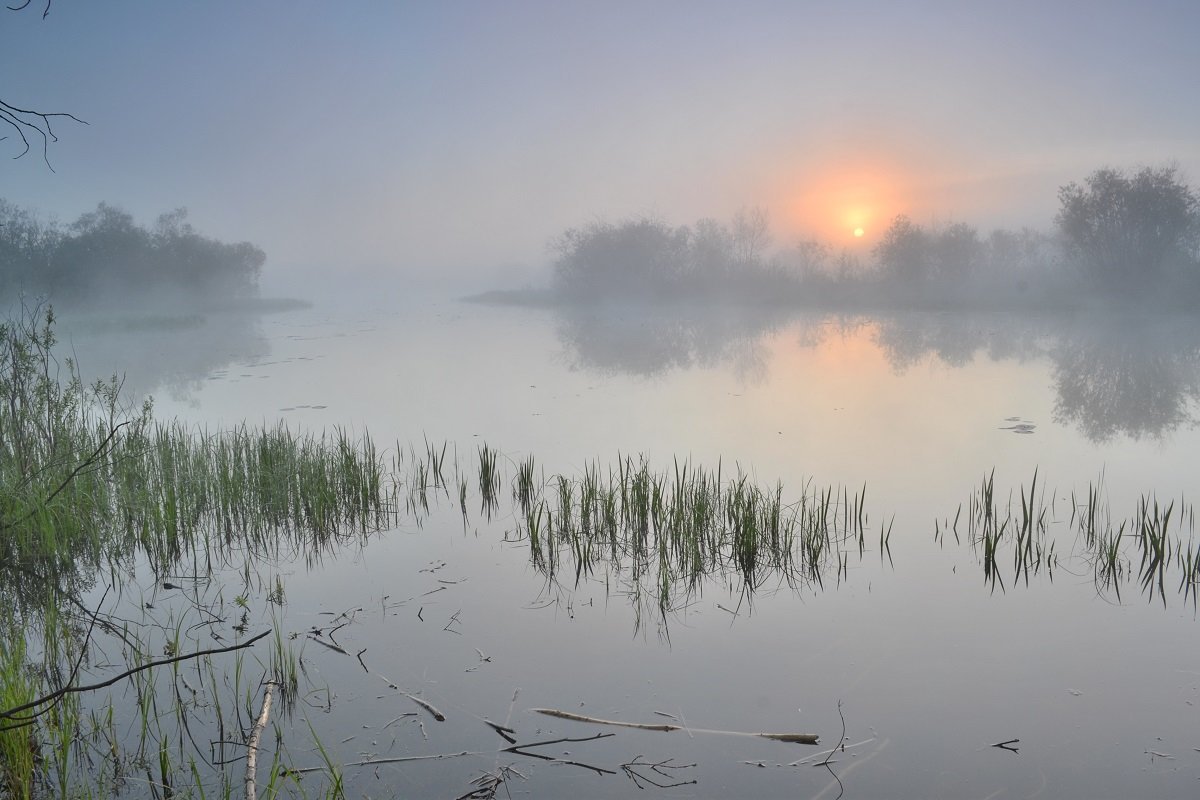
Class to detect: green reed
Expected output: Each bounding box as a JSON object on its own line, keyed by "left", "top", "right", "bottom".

{"left": 507, "top": 454, "right": 867, "bottom": 612}
{"left": 959, "top": 471, "right": 1198, "bottom": 606}
{"left": 0, "top": 308, "right": 393, "bottom": 798}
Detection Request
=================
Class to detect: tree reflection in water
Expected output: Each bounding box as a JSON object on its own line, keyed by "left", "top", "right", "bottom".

{"left": 554, "top": 304, "right": 1200, "bottom": 443}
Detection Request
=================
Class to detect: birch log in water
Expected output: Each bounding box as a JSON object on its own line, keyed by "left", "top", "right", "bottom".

{"left": 245, "top": 681, "right": 278, "bottom": 800}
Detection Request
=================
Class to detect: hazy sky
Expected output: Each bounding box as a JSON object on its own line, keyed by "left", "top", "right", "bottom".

{"left": 4, "top": 1, "right": 1199, "bottom": 289}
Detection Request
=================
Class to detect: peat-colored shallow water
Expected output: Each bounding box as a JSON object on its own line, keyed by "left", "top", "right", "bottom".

{"left": 46, "top": 295, "right": 1200, "bottom": 798}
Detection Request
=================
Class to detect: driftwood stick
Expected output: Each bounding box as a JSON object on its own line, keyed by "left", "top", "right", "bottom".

{"left": 502, "top": 732, "right": 616, "bottom": 776}
{"left": 482, "top": 718, "right": 517, "bottom": 743}
{"left": 245, "top": 681, "right": 277, "bottom": 800}
{"left": 532, "top": 708, "right": 679, "bottom": 732}
{"left": 991, "top": 738, "right": 1020, "bottom": 753}
{"left": 283, "top": 750, "right": 479, "bottom": 776}
{"left": 401, "top": 691, "right": 445, "bottom": 722}
{"left": 531, "top": 708, "right": 819, "bottom": 745}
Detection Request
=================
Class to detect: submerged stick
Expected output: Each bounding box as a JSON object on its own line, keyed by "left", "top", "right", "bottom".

{"left": 483, "top": 718, "right": 517, "bottom": 744}
{"left": 503, "top": 732, "right": 616, "bottom": 775}
{"left": 0, "top": 630, "right": 271, "bottom": 724}
{"left": 402, "top": 691, "right": 446, "bottom": 722}
{"left": 533, "top": 708, "right": 677, "bottom": 732}
{"left": 531, "top": 708, "right": 818, "bottom": 745}
{"left": 284, "top": 750, "right": 478, "bottom": 776}
{"left": 990, "top": 738, "right": 1020, "bottom": 753}
{"left": 245, "top": 681, "right": 277, "bottom": 800}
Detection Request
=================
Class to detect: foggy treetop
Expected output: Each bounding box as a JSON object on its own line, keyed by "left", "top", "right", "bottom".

{"left": 548, "top": 166, "right": 1200, "bottom": 310}
{"left": 0, "top": 201, "right": 264, "bottom": 306}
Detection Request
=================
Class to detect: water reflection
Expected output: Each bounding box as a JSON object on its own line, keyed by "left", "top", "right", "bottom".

{"left": 54, "top": 307, "right": 274, "bottom": 402}
{"left": 1050, "top": 318, "right": 1200, "bottom": 442}
{"left": 870, "top": 311, "right": 1049, "bottom": 371}
{"left": 553, "top": 302, "right": 793, "bottom": 382}
{"left": 553, "top": 304, "right": 1200, "bottom": 443}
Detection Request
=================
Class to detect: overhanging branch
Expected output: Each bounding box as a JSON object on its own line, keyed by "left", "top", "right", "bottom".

{"left": 4, "top": 0, "right": 85, "bottom": 168}
{"left": 0, "top": 99, "right": 87, "bottom": 170}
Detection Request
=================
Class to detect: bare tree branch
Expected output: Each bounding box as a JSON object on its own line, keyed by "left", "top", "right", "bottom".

{"left": 7, "top": 0, "right": 52, "bottom": 21}
{"left": 0, "top": 99, "right": 87, "bottom": 170}
{"left": 3, "top": 0, "right": 85, "bottom": 168}
{"left": 0, "top": 629, "right": 271, "bottom": 728}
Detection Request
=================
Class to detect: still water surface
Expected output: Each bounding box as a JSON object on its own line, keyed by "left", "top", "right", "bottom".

{"left": 63, "top": 296, "right": 1200, "bottom": 798}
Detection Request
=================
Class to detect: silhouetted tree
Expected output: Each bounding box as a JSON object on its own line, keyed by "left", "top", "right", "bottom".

{"left": 874, "top": 214, "right": 930, "bottom": 285}
{"left": 552, "top": 217, "right": 691, "bottom": 300}
{"left": 1, "top": 199, "right": 265, "bottom": 304}
{"left": 0, "top": 199, "right": 60, "bottom": 288}
{"left": 932, "top": 222, "right": 980, "bottom": 282}
{"left": 551, "top": 211, "right": 792, "bottom": 302}
{"left": 1056, "top": 165, "right": 1200, "bottom": 293}
{"left": 690, "top": 218, "right": 734, "bottom": 283}
{"left": 731, "top": 206, "right": 771, "bottom": 266}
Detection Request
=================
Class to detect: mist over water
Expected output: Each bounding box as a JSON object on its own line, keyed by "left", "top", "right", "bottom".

{"left": 5, "top": 152, "right": 1200, "bottom": 799}
{"left": 5, "top": 3, "right": 1200, "bottom": 797}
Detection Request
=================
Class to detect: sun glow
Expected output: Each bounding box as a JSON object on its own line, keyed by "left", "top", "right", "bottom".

{"left": 774, "top": 156, "right": 915, "bottom": 245}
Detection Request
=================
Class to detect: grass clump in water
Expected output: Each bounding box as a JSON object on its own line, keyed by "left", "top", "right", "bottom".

{"left": 507, "top": 454, "right": 869, "bottom": 617}
{"left": 0, "top": 306, "right": 396, "bottom": 797}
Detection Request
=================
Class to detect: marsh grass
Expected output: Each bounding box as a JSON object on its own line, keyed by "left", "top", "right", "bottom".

{"left": 507, "top": 454, "right": 870, "bottom": 615}
{"left": 954, "top": 470, "right": 1199, "bottom": 606}
{"left": 0, "top": 308, "right": 392, "bottom": 798}
{"left": 8, "top": 305, "right": 1200, "bottom": 798}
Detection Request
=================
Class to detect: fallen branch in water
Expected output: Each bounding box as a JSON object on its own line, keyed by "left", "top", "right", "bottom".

{"left": 482, "top": 718, "right": 517, "bottom": 743}
{"left": 401, "top": 691, "right": 446, "bottom": 721}
{"left": 245, "top": 681, "right": 278, "bottom": 800}
{"left": 502, "top": 732, "right": 616, "bottom": 775}
{"left": 533, "top": 708, "right": 676, "bottom": 731}
{"left": 531, "top": 707, "right": 819, "bottom": 745}
{"left": 283, "top": 750, "right": 479, "bottom": 776}
{"left": 621, "top": 756, "right": 697, "bottom": 790}
{"left": 0, "top": 629, "right": 271, "bottom": 726}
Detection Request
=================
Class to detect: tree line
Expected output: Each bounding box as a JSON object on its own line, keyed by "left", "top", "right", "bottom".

{"left": 0, "top": 201, "right": 265, "bottom": 305}
{"left": 551, "top": 165, "right": 1200, "bottom": 309}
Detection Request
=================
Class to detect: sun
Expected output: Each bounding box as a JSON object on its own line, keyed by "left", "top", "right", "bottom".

{"left": 853, "top": 227, "right": 865, "bottom": 238}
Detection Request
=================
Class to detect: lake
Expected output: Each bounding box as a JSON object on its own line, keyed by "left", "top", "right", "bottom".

{"left": 37, "top": 295, "right": 1200, "bottom": 798}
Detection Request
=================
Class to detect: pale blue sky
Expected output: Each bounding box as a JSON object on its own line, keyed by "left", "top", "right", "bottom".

{"left": 4, "top": 1, "right": 1198, "bottom": 288}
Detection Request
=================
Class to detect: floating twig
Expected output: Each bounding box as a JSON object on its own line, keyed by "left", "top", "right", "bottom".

{"left": 502, "top": 732, "right": 616, "bottom": 775}
{"left": 621, "top": 756, "right": 698, "bottom": 790}
{"left": 284, "top": 749, "right": 477, "bottom": 776}
{"left": 531, "top": 708, "right": 818, "bottom": 744}
{"left": 991, "top": 738, "right": 1020, "bottom": 753}
{"left": 482, "top": 718, "right": 517, "bottom": 744}
{"left": 402, "top": 691, "right": 446, "bottom": 722}
{"left": 306, "top": 635, "right": 349, "bottom": 656}
{"left": 382, "top": 713, "right": 416, "bottom": 730}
